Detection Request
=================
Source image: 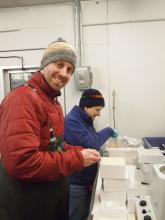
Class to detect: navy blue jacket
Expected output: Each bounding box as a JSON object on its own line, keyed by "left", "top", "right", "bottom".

{"left": 64, "top": 105, "right": 115, "bottom": 186}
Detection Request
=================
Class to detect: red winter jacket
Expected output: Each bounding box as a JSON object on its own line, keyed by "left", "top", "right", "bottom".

{"left": 0, "top": 71, "right": 84, "bottom": 182}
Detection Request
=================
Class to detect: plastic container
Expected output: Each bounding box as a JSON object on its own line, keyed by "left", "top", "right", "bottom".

{"left": 142, "top": 137, "right": 165, "bottom": 155}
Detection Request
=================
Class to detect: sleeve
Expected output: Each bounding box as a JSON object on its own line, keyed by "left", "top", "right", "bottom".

{"left": 64, "top": 142, "right": 83, "bottom": 151}
{"left": 64, "top": 117, "right": 115, "bottom": 150}
{"left": 2, "top": 94, "right": 84, "bottom": 182}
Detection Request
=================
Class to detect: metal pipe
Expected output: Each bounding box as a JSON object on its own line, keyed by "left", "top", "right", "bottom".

{"left": 0, "top": 48, "right": 45, "bottom": 53}
{"left": 83, "top": 18, "right": 165, "bottom": 27}
{"left": 112, "top": 90, "right": 116, "bottom": 129}
{"left": 74, "top": 0, "right": 83, "bottom": 66}
{"left": 0, "top": 29, "right": 20, "bottom": 33}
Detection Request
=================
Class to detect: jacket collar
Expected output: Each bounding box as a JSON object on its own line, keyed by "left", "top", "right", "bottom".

{"left": 27, "top": 71, "right": 61, "bottom": 99}
{"left": 72, "top": 105, "right": 93, "bottom": 126}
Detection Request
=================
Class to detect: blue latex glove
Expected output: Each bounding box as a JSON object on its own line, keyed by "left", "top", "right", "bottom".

{"left": 112, "top": 130, "right": 119, "bottom": 138}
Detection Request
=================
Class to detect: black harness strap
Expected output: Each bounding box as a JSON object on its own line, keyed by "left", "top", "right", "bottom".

{"left": 24, "top": 84, "right": 63, "bottom": 152}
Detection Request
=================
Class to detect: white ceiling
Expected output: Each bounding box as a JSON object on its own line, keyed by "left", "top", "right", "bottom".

{"left": 0, "top": 0, "right": 76, "bottom": 8}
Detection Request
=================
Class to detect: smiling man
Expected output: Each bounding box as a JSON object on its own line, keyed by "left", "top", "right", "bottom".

{"left": 64, "top": 88, "right": 118, "bottom": 220}
{"left": 0, "top": 39, "right": 101, "bottom": 220}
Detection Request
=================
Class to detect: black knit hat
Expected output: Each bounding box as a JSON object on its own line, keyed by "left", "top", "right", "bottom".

{"left": 79, "top": 89, "right": 105, "bottom": 109}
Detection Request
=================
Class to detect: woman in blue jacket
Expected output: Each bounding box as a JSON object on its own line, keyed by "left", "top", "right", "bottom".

{"left": 64, "top": 88, "right": 118, "bottom": 220}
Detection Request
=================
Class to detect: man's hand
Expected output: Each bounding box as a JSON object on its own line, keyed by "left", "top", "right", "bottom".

{"left": 80, "top": 149, "right": 101, "bottom": 167}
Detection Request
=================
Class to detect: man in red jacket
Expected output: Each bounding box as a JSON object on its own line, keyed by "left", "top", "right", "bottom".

{"left": 0, "top": 38, "right": 100, "bottom": 220}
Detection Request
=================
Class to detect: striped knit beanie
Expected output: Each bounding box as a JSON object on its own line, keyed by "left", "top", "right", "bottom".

{"left": 79, "top": 89, "right": 105, "bottom": 109}
{"left": 40, "top": 38, "right": 77, "bottom": 71}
